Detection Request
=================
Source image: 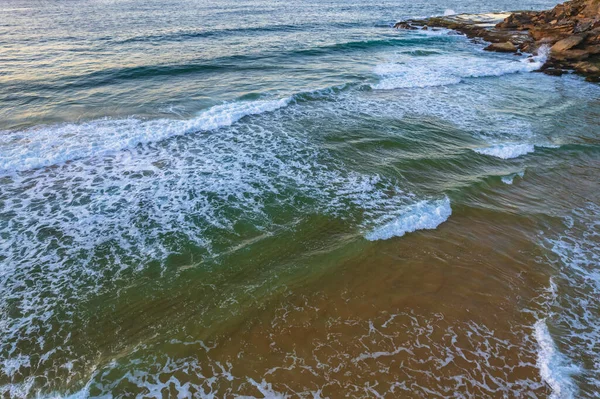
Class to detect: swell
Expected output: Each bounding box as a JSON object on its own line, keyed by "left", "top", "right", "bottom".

{"left": 292, "top": 35, "right": 453, "bottom": 56}
{"left": 3, "top": 35, "right": 452, "bottom": 93}
{"left": 111, "top": 21, "right": 369, "bottom": 45}
{"left": 112, "top": 24, "right": 308, "bottom": 44}
{"left": 6, "top": 21, "right": 376, "bottom": 47}
{"left": 2, "top": 59, "right": 281, "bottom": 93}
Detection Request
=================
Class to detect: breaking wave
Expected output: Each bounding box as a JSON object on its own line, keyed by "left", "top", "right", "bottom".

{"left": 0, "top": 90, "right": 440, "bottom": 397}
{"left": 365, "top": 197, "right": 452, "bottom": 241}
{"left": 474, "top": 143, "right": 535, "bottom": 159}
{"left": 372, "top": 50, "right": 547, "bottom": 90}
{"left": 538, "top": 204, "right": 600, "bottom": 397}
{"left": 502, "top": 170, "right": 525, "bottom": 184}
{"left": 0, "top": 97, "right": 291, "bottom": 173}
{"left": 534, "top": 317, "right": 580, "bottom": 399}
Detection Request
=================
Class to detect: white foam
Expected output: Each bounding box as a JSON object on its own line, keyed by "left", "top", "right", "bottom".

{"left": 534, "top": 319, "right": 579, "bottom": 399}
{"left": 474, "top": 143, "right": 535, "bottom": 159}
{"left": 501, "top": 171, "right": 524, "bottom": 185}
{"left": 372, "top": 52, "right": 544, "bottom": 91}
{"left": 539, "top": 204, "right": 600, "bottom": 393}
{"left": 365, "top": 197, "right": 451, "bottom": 241}
{"left": 0, "top": 97, "right": 291, "bottom": 172}
{"left": 0, "top": 92, "right": 425, "bottom": 397}
{"left": 39, "top": 310, "right": 547, "bottom": 398}
{"left": 245, "top": 379, "right": 289, "bottom": 399}
{"left": 444, "top": 9, "right": 457, "bottom": 16}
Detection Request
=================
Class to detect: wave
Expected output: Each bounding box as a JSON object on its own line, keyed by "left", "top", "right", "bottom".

{"left": 474, "top": 143, "right": 535, "bottom": 159}
{"left": 6, "top": 35, "right": 456, "bottom": 93}
{"left": 109, "top": 21, "right": 372, "bottom": 45}
{"left": 365, "top": 197, "right": 451, "bottom": 241}
{"left": 540, "top": 204, "right": 600, "bottom": 396}
{"left": 0, "top": 79, "right": 378, "bottom": 173}
{"left": 372, "top": 51, "right": 547, "bottom": 90}
{"left": 501, "top": 171, "right": 525, "bottom": 184}
{"left": 19, "top": 59, "right": 278, "bottom": 92}
{"left": 0, "top": 97, "right": 292, "bottom": 172}
{"left": 534, "top": 318, "right": 580, "bottom": 399}
{"left": 113, "top": 23, "right": 309, "bottom": 45}
{"left": 473, "top": 142, "right": 561, "bottom": 159}
{"left": 293, "top": 37, "right": 450, "bottom": 56}
{"left": 0, "top": 90, "right": 425, "bottom": 397}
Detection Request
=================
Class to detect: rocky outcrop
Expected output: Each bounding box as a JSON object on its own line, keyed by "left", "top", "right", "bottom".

{"left": 394, "top": 0, "right": 600, "bottom": 81}
{"left": 485, "top": 41, "right": 518, "bottom": 52}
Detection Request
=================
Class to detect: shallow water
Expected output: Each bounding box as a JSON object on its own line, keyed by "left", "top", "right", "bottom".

{"left": 1, "top": 0, "right": 599, "bottom": 397}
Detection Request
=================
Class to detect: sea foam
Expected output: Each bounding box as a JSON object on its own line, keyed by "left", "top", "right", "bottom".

{"left": 538, "top": 204, "right": 600, "bottom": 395}
{"left": 501, "top": 171, "right": 525, "bottom": 184}
{"left": 474, "top": 143, "right": 535, "bottom": 159}
{"left": 372, "top": 47, "right": 547, "bottom": 90}
{"left": 0, "top": 91, "right": 430, "bottom": 398}
{"left": 0, "top": 97, "right": 291, "bottom": 173}
{"left": 365, "top": 197, "right": 451, "bottom": 241}
{"left": 534, "top": 319, "right": 579, "bottom": 399}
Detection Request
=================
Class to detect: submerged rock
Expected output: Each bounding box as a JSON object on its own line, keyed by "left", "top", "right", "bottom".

{"left": 393, "top": 0, "right": 600, "bottom": 81}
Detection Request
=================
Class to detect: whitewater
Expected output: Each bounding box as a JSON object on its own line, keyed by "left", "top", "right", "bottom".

{"left": 1, "top": 0, "right": 599, "bottom": 397}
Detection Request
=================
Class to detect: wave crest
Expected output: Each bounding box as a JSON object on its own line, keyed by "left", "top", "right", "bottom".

{"left": 365, "top": 197, "right": 452, "bottom": 241}
{"left": 0, "top": 98, "right": 291, "bottom": 173}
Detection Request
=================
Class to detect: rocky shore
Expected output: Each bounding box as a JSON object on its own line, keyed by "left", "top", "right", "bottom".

{"left": 394, "top": 0, "right": 600, "bottom": 81}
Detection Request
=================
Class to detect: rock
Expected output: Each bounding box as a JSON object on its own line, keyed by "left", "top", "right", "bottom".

{"left": 485, "top": 41, "right": 518, "bottom": 52}
{"left": 573, "top": 60, "right": 600, "bottom": 76}
{"left": 393, "top": 21, "right": 417, "bottom": 30}
{"left": 583, "top": 44, "right": 600, "bottom": 54}
{"left": 543, "top": 68, "right": 567, "bottom": 76}
{"left": 551, "top": 34, "right": 586, "bottom": 52}
{"left": 392, "top": 0, "right": 600, "bottom": 81}
{"left": 574, "top": 20, "right": 593, "bottom": 33}
{"left": 552, "top": 48, "right": 591, "bottom": 60}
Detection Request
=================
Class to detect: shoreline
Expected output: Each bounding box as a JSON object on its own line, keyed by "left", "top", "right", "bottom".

{"left": 394, "top": 0, "right": 600, "bottom": 81}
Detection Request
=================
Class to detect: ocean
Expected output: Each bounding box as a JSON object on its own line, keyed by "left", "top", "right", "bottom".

{"left": 1, "top": 0, "right": 599, "bottom": 397}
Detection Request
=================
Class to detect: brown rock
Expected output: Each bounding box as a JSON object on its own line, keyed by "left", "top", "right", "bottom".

{"left": 584, "top": 27, "right": 600, "bottom": 44}
{"left": 574, "top": 19, "right": 594, "bottom": 33}
{"left": 485, "top": 41, "right": 518, "bottom": 52}
{"left": 530, "top": 24, "right": 576, "bottom": 41}
{"left": 552, "top": 48, "right": 591, "bottom": 60}
{"left": 583, "top": 44, "right": 600, "bottom": 54}
{"left": 551, "top": 34, "right": 586, "bottom": 52}
{"left": 392, "top": 0, "right": 600, "bottom": 81}
{"left": 393, "top": 22, "right": 417, "bottom": 30}
{"left": 573, "top": 60, "right": 600, "bottom": 74}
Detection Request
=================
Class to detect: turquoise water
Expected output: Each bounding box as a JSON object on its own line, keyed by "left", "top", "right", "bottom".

{"left": 1, "top": 0, "right": 600, "bottom": 397}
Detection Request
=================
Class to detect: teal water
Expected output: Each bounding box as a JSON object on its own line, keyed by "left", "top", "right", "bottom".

{"left": 1, "top": 0, "right": 600, "bottom": 397}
